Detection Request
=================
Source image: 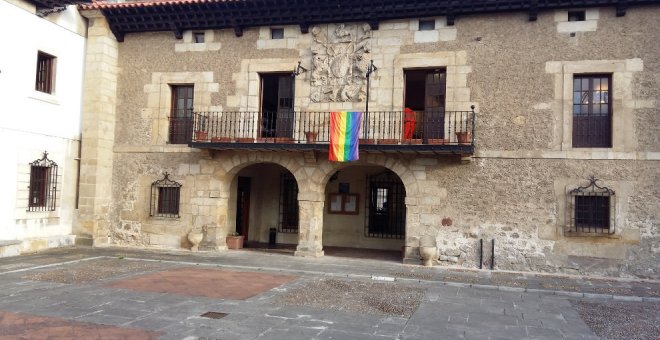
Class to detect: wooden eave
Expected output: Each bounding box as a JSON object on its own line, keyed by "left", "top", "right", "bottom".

{"left": 83, "top": 0, "right": 660, "bottom": 42}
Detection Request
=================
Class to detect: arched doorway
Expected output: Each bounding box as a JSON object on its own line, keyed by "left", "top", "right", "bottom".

{"left": 230, "top": 163, "right": 299, "bottom": 247}
{"left": 322, "top": 166, "right": 406, "bottom": 260}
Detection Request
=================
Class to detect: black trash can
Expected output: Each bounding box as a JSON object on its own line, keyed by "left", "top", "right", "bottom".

{"left": 268, "top": 228, "right": 277, "bottom": 248}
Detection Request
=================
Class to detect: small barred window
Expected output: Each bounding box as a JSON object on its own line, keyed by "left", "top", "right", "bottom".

{"left": 150, "top": 172, "right": 181, "bottom": 218}
{"left": 567, "top": 176, "right": 615, "bottom": 235}
{"left": 28, "top": 151, "right": 58, "bottom": 211}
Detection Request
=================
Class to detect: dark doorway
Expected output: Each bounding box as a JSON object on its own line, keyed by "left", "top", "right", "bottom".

{"left": 236, "top": 177, "right": 251, "bottom": 240}
{"left": 404, "top": 69, "right": 446, "bottom": 141}
{"left": 260, "top": 74, "right": 294, "bottom": 138}
{"left": 366, "top": 170, "right": 406, "bottom": 239}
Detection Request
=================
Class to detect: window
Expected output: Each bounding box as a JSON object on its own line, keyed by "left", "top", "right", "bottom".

{"left": 271, "top": 28, "right": 284, "bottom": 39}
{"left": 28, "top": 151, "right": 58, "bottom": 212}
{"left": 404, "top": 69, "right": 446, "bottom": 141}
{"left": 169, "top": 85, "right": 194, "bottom": 144}
{"left": 193, "top": 32, "right": 205, "bottom": 43}
{"left": 150, "top": 173, "right": 181, "bottom": 218}
{"left": 418, "top": 19, "right": 435, "bottom": 31}
{"left": 572, "top": 75, "right": 612, "bottom": 148}
{"left": 365, "top": 171, "right": 405, "bottom": 239}
{"left": 567, "top": 176, "right": 615, "bottom": 235}
{"left": 35, "top": 51, "right": 56, "bottom": 94}
{"left": 568, "top": 10, "right": 586, "bottom": 21}
{"left": 278, "top": 173, "right": 299, "bottom": 233}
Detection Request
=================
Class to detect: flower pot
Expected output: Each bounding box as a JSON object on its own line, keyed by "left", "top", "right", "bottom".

{"left": 455, "top": 132, "right": 472, "bottom": 145}
{"left": 359, "top": 138, "right": 375, "bottom": 144}
{"left": 305, "top": 131, "right": 318, "bottom": 144}
{"left": 188, "top": 231, "right": 204, "bottom": 252}
{"left": 377, "top": 138, "right": 398, "bottom": 145}
{"left": 211, "top": 137, "right": 234, "bottom": 143}
{"left": 427, "top": 138, "right": 449, "bottom": 145}
{"left": 236, "top": 137, "right": 255, "bottom": 143}
{"left": 419, "top": 246, "right": 437, "bottom": 267}
{"left": 226, "top": 235, "right": 244, "bottom": 249}
{"left": 194, "top": 131, "right": 209, "bottom": 141}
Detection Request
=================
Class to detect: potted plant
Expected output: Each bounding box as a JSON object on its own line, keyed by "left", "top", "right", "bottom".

{"left": 194, "top": 115, "right": 209, "bottom": 141}
{"left": 226, "top": 232, "right": 244, "bottom": 249}
{"left": 305, "top": 131, "right": 318, "bottom": 143}
{"left": 455, "top": 113, "right": 473, "bottom": 145}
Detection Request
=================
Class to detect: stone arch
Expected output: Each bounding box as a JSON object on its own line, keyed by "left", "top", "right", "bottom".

{"left": 318, "top": 156, "right": 419, "bottom": 200}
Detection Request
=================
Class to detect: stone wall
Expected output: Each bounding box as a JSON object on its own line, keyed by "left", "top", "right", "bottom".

{"left": 78, "top": 6, "right": 660, "bottom": 278}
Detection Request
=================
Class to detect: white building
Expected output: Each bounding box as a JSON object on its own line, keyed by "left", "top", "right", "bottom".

{"left": 0, "top": 0, "right": 86, "bottom": 255}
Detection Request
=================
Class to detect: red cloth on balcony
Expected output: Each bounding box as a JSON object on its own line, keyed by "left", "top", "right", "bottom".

{"left": 404, "top": 107, "right": 416, "bottom": 139}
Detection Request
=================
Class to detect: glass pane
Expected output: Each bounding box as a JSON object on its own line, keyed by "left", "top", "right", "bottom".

{"left": 598, "top": 78, "right": 608, "bottom": 91}
{"left": 573, "top": 78, "right": 581, "bottom": 90}
{"left": 580, "top": 91, "right": 589, "bottom": 104}
{"left": 573, "top": 104, "right": 581, "bottom": 115}
{"left": 573, "top": 92, "right": 581, "bottom": 104}
{"left": 581, "top": 104, "right": 589, "bottom": 114}
{"left": 592, "top": 78, "right": 601, "bottom": 91}
{"left": 582, "top": 78, "right": 589, "bottom": 89}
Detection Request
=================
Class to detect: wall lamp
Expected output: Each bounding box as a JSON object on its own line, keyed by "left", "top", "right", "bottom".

{"left": 291, "top": 61, "right": 307, "bottom": 77}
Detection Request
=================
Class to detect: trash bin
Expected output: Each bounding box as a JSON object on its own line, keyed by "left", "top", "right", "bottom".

{"left": 268, "top": 228, "right": 277, "bottom": 248}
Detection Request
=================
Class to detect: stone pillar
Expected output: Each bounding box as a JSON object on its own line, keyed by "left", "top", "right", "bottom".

{"left": 295, "top": 195, "right": 325, "bottom": 257}
{"left": 213, "top": 196, "right": 229, "bottom": 251}
{"left": 75, "top": 11, "right": 119, "bottom": 246}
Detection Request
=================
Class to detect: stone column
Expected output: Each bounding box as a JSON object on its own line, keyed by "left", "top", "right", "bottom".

{"left": 212, "top": 196, "right": 229, "bottom": 251}
{"left": 75, "top": 11, "right": 119, "bottom": 246}
{"left": 295, "top": 192, "right": 325, "bottom": 257}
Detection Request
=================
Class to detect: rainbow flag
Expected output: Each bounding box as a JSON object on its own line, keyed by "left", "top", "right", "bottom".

{"left": 329, "top": 111, "right": 362, "bottom": 162}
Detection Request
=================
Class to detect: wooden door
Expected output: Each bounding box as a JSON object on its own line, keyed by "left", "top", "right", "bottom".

{"left": 236, "top": 177, "right": 251, "bottom": 240}
{"left": 423, "top": 71, "right": 446, "bottom": 140}
{"left": 275, "top": 76, "right": 294, "bottom": 138}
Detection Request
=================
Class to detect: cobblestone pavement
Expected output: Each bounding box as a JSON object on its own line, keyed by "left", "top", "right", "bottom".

{"left": 0, "top": 247, "right": 657, "bottom": 339}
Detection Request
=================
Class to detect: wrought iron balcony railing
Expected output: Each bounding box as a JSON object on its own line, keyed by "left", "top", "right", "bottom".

{"left": 178, "top": 107, "right": 475, "bottom": 148}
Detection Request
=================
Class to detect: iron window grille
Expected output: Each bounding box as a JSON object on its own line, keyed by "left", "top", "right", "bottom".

{"left": 566, "top": 176, "right": 615, "bottom": 235}
{"left": 278, "top": 173, "right": 299, "bottom": 233}
{"left": 572, "top": 75, "right": 612, "bottom": 148}
{"left": 35, "top": 51, "right": 56, "bottom": 94}
{"left": 28, "top": 151, "right": 58, "bottom": 212}
{"left": 365, "top": 170, "right": 405, "bottom": 239}
{"left": 150, "top": 172, "right": 182, "bottom": 218}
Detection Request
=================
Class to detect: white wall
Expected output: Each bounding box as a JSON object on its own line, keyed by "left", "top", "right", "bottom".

{"left": 0, "top": 0, "right": 85, "bottom": 248}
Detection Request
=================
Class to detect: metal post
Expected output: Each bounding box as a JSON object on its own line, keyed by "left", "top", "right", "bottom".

{"left": 364, "top": 60, "right": 376, "bottom": 139}
{"left": 470, "top": 105, "right": 476, "bottom": 145}
{"left": 490, "top": 239, "right": 495, "bottom": 270}
{"left": 479, "top": 239, "right": 483, "bottom": 269}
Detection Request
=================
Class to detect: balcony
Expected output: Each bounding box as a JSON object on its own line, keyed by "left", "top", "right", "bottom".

{"left": 181, "top": 107, "right": 475, "bottom": 155}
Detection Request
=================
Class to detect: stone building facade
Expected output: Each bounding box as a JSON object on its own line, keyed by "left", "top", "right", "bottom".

{"left": 0, "top": 0, "right": 86, "bottom": 255}
{"left": 77, "top": 2, "right": 659, "bottom": 279}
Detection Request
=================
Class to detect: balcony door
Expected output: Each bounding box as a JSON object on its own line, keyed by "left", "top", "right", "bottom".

{"left": 404, "top": 69, "right": 446, "bottom": 141}
{"left": 260, "top": 74, "right": 294, "bottom": 138}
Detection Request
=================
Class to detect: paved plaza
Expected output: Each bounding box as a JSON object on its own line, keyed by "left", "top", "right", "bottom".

{"left": 0, "top": 247, "right": 657, "bottom": 339}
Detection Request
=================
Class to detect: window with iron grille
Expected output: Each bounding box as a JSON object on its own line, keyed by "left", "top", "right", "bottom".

{"left": 365, "top": 171, "right": 405, "bottom": 239}
{"left": 572, "top": 75, "right": 612, "bottom": 148}
{"left": 567, "top": 176, "right": 615, "bottom": 235}
{"left": 35, "top": 51, "right": 56, "bottom": 94}
{"left": 169, "top": 85, "right": 194, "bottom": 144}
{"left": 278, "top": 173, "right": 299, "bottom": 233}
{"left": 28, "top": 151, "right": 58, "bottom": 211}
{"left": 150, "top": 173, "right": 182, "bottom": 218}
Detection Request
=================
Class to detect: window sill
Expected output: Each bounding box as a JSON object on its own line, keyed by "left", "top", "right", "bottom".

{"left": 29, "top": 91, "right": 60, "bottom": 105}
{"left": 563, "top": 231, "right": 620, "bottom": 239}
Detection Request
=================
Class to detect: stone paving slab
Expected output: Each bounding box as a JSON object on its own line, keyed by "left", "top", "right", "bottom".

{"left": 107, "top": 267, "right": 298, "bottom": 300}
{"left": 0, "top": 311, "right": 161, "bottom": 339}
{"left": 0, "top": 247, "right": 657, "bottom": 339}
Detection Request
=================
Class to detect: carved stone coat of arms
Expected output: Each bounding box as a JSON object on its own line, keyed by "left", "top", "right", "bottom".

{"left": 310, "top": 23, "right": 372, "bottom": 103}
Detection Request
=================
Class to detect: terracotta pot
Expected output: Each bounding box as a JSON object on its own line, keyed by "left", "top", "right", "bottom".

{"left": 456, "top": 132, "right": 472, "bottom": 145}
{"left": 194, "top": 131, "right": 209, "bottom": 141}
{"left": 305, "top": 131, "right": 318, "bottom": 143}
{"left": 274, "top": 137, "right": 294, "bottom": 143}
{"left": 427, "top": 138, "right": 448, "bottom": 145}
{"left": 359, "top": 139, "right": 375, "bottom": 144}
{"left": 226, "top": 235, "right": 244, "bottom": 249}
{"left": 236, "top": 137, "right": 255, "bottom": 143}
{"left": 211, "top": 137, "right": 234, "bottom": 143}
{"left": 377, "top": 138, "right": 398, "bottom": 144}
{"left": 188, "top": 231, "right": 204, "bottom": 252}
